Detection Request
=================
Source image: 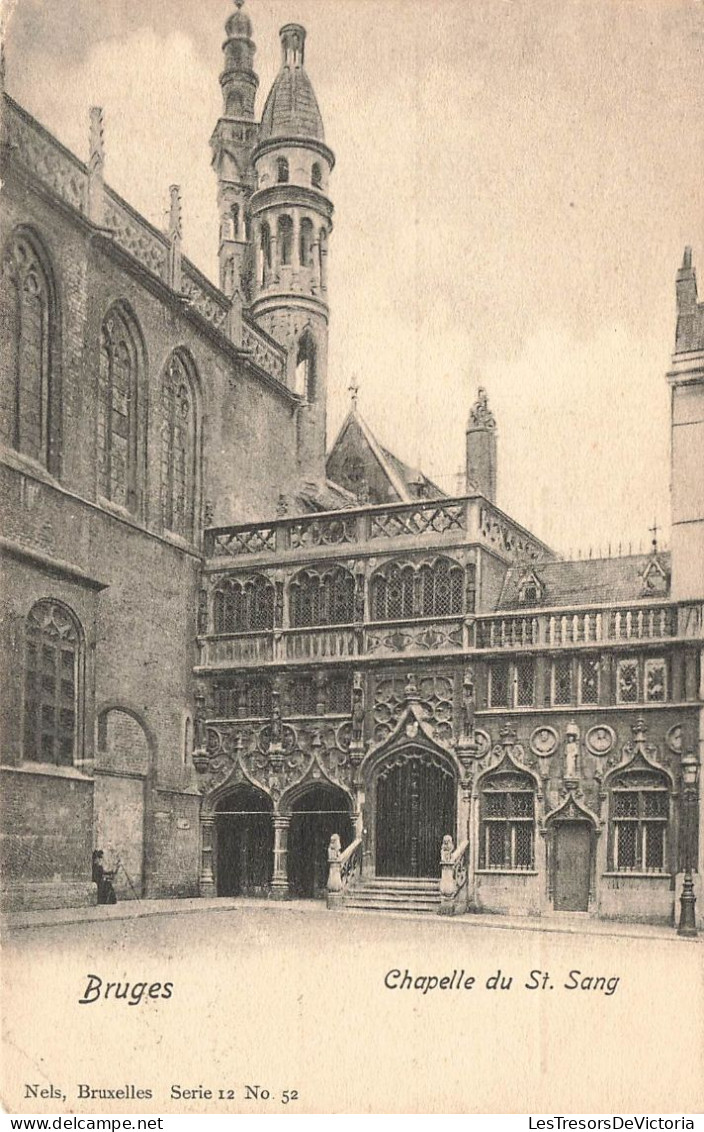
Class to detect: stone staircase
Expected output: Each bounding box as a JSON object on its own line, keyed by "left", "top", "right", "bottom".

{"left": 343, "top": 876, "right": 440, "bottom": 915}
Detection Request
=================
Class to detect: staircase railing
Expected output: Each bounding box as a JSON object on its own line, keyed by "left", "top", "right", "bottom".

{"left": 439, "top": 836, "right": 470, "bottom": 916}
{"left": 326, "top": 834, "right": 363, "bottom": 909}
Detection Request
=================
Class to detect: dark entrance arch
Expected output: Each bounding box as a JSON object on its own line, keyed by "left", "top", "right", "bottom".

{"left": 552, "top": 821, "right": 592, "bottom": 911}
{"left": 215, "top": 785, "right": 273, "bottom": 896}
{"left": 288, "top": 784, "right": 353, "bottom": 899}
{"left": 375, "top": 749, "right": 455, "bottom": 878}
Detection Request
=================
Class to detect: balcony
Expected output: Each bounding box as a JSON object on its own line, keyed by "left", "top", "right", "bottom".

{"left": 204, "top": 495, "right": 554, "bottom": 565}
{"left": 196, "top": 601, "right": 704, "bottom": 671}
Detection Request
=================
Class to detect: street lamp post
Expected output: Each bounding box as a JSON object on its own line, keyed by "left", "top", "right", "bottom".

{"left": 678, "top": 748, "right": 700, "bottom": 938}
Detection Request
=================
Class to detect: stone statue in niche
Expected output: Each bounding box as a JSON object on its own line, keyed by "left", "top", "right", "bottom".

{"left": 351, "top": 672, "right": 365, "bottom": 744}
{"left": 461, "top": 666, "right": 476, "bottom": 740}
{"left": 564, "top": 722, "right": 580, "bottom": 784}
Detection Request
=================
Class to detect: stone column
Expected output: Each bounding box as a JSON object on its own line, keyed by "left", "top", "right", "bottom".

{"left": 199, "top": 813, "right": 216, "bottom": 897}
{"left": 271, "top": 815, "right": 291, "bottom": 899}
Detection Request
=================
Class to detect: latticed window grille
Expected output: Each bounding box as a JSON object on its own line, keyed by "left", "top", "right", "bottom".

{"left": 24, "top": 601, "right": 81, "bottom": 765}
{"left": 0, "top": 232, "right": 58, "bottom": 470}
{"left": 515, "top": 659, "right": 535, "bottom": 707}
{"left": 327, "top": 673, "right": 352, "bottom": 714}
{"left": 370, "top": 558, "right": 464, "bottom": 621}
{"left": 552, "top": 656, "right": 574, "bottom": 705}
{"left": 616, "top": 658, "right": 639, "bottom": 704}
{"left": 161, "top": 352, "right": 196, "bottom": 539}
{"left": 610, "top": 769, "right": 669, "bottom": 872}
{"left": 579, "top": 655, "right": 600, "bottom": 704}
{"left": 489, "top": 660, "right": 510, "bottom": 708}
{"left": 213, "top": 576, "right": 275, "bottom": 634}
{"left": 98, "top": 307, "right": 140, "bottom": 510}
{"left": 644, "top": 658, "right": 667, "bottom": 703}
{"left": 213, "top": 677, "right": 272, "bottom": 719}
{"left": 289, "top": 567, "right": 355, "bottom": 627}
{"left": 480, "top": 770, "right": 535, "bottom": 869}
{"left": 286, "top": 676, "right": 317, "bottom": 716}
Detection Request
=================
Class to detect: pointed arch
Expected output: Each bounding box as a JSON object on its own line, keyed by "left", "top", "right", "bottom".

{"left": 160, "top": 348, "right": 200, "bottom": 540}
{"left": 299, "top": 217, "right": 314, "bottom": 267}
{"left": 294, "top": 329, "right": 317, "bottom": 401}
{"left": 277, "top": 214, "right": 293, "bottom": 265}
{"left": 98, "top": 300, "right": 146, "bottom": 513}
{"left": 0, "top": 226, "right": 61, "bottom": 473}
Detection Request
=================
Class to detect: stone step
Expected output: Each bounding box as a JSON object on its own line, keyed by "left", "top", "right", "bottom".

{"left": 343, "top": 879, "right": 441, "bottom": 914}
{"left": 345, "top": 899, "right": 440, "bottom": 914}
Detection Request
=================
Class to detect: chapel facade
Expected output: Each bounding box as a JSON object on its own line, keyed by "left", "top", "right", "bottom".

{"left": 1, "top": 1, "right": 702, "bottom": 929}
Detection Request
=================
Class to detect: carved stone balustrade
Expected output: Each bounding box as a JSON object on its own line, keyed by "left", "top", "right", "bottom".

{"left": 474, "top": 601, "right": 703, "bottom": 651}
{"left": 326, "top": 835, "right": 363, "bottom": 909}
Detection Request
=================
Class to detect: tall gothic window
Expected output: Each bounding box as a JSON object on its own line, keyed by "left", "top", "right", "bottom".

{"left": 213, "top": 576, "right": 275, "bottom": 634}
{"left": 299, "top": 218, "right": 314, "bottom": 267}
{"left": 260, "top": 222, "right": 272, "bottom": 286}
{"left": 278, "top": 215, "right": 293, "bottom": 265}
{"left": 98, "top": 305, "right": 142, "bottom": 511}
{"left": 24, "top": 600, "right": 82, "bottom": 766}
{"left": 289, "top": 566, "right": 355, "bottom": 627}
{"left": 0, "top": 230, "right": 59, "bottom": 472}
{"left": 161, "top": 351, "right": 197, "bottom": 540}
{"left": 609, "top": 765, "right": 670, "bottom": 872}
{"left": 480, "top": 765, "right": 535, "bottom": 870}
{"left": 277, "top": 157, "right": 289, "bottom": 184}
{"left": 294, "top": 332, "right": 316, "bottom": 400}
{"left": 311, "top": 163, "right": 322, "bottom": 189}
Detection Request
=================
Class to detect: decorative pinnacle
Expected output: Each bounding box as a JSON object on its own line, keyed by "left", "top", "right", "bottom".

{"left": 89, "top": 106, "right": 105, "bottom": 173}
{"left": 234, "top": 0, "right": 244, "bottom": 8}
{"left": 649, "top": 519, "right": 659, "bottom": 553}
{"left": 348, "top": 377, "right": 359, "bottom": 409}
{"left": 169, "top": 185, "right": 182, "bottom": 240}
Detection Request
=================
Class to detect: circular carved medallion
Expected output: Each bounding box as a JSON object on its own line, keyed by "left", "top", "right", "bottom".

{"left": 666, "top": 724, "right": 683, "bottom": 755}
{"left": 473, "top": 729, "right": 491, "bottom": 757}
{"left": 530, "top": 726, "right": 558, "bottom": 758}
{"left": 585, "top": 724, "right": 615, "bottom": 756}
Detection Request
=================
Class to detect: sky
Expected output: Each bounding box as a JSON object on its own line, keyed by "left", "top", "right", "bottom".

{"left": 4, "top": 0, "right": 704, "bottom": 555}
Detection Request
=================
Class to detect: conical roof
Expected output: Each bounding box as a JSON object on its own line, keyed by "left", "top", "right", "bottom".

{"left": 259, "top": 24, "right": 325, "bottom": 143}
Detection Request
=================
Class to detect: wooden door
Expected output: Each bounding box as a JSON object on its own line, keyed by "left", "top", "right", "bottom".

{"left": 376, "top": 753, "right": 455, "bottom": 878}
{"left": 553, "top": 821, "right": 591, "bottom": 911}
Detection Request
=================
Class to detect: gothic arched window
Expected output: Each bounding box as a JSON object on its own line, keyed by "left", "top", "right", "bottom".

{"left": 609, "top": 765, "right": 670, "bottom": 872}
{"left": 98, "top": 304, "right": 142, "bottom": 511}
{"left": 311, "top": 163, "right": 322, "bottom": 189}
{"left": 289, "top": 566, "right": 355, "bottom": 627}
{"left": 278, "top": 215, "right": 293, "bottom": 265}
{"left": 213, "top": 576, "right": 275, "bottom": 634}
{"left": 277, "top": 157, "right": 289, "bottom": 184}
{"left": 161, "top": 351, "right": 198, "bottom": 540}
{"left": 24, "top": 600, "right": 83, "bottom": 766}
{"left": 480, "top": 766, "right": 535, "bottom": 870}
{"left": 0, "top": 229, "right": 60, "bottom": 472}
{"left": 213, "top": 676, "right": 272, "bottom": 719}
{"left": 260, "top": 221, "right": 272, "bottom": 286}
{"left": 295, "top": 332, "right": 316, "bottom": 401}
{"left": 231, "top": 204, "right": 240, "bottom": 240}
{"left": 370, "top": 558, "right": 464, "bottom": 621}
{"left": 299, "top": 218, "right": 314, "bottom": 267}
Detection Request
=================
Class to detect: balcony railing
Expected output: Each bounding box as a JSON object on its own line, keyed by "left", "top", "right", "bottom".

{"left": 204, "top": 496, "right": 554, "bottom": 562}
{"left": 197, "top": 601, "right": 704, "bottom": 669}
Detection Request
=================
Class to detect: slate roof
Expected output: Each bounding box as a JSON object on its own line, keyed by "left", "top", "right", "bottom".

{"left": 497, "top": 553, "right": 671, "bottom": 611}
{"left": 260, "top": 65, "right": 325, "bottom": 142}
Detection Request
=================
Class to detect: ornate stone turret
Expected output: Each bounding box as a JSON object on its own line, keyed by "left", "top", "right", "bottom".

{"left": 210, "top": 0, "right": 259, "bottom": 300}
{"left": 466, "top": 387, "right": 497, "bottom": 501}
{"left": 249, "top": 23, "right": 335, "bottom": 483}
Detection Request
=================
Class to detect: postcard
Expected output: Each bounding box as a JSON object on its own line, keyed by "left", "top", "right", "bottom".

{"left": 1, "top": 0, "right": 703, "bottom": 1116}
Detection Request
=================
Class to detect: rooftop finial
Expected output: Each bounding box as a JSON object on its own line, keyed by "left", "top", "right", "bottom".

{"left": 234, "top": 0, "right": 244, "bottom": 7}
{"left": 649, "top": 518, "right": 659, "bottom": 554}
{"left": 468, "top": 386, "right": 496, "bottom": 430}
{"left": 682, "top": 246, "right": 693, "bottom": 271}
{"left": 348, "top": 377, "right": 359, "bottom": 409}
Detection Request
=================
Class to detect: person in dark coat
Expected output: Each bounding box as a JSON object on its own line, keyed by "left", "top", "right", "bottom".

{"left": 92, "top": 849, "right": 117, "bottom": 905}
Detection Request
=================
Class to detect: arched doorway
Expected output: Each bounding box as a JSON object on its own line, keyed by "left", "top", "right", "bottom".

{"left": 215, "top": 786, "right": 273, "bottom": 897}
{"left": 288, "top": 784, "right": 353, "bottom": 898}
{"left": 375, "top": 748, "right": 455, "bottom": 878}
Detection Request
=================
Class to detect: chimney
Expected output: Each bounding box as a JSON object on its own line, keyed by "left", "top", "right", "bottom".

{"left": 466, "top": 387, "right": 497, "bottom": 501}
